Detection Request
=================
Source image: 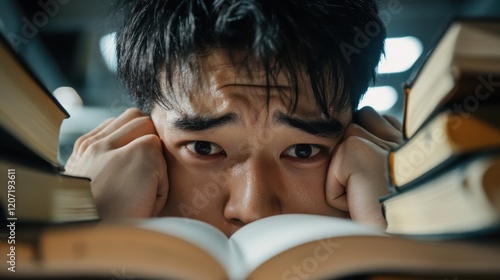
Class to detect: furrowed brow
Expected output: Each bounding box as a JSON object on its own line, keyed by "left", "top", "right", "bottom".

{"left": 275, "top": 112, "right": 344, "bottom": 138}
{"left": 173, "top": 113, "right": 237, "bottom": 131}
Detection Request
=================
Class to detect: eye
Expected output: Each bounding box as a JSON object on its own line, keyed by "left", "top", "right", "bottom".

{"left": 185, "top": 141, "right": 225, "bottom": 156}
{"left": 282, "top": 144, "right": 322, "bottom": 159}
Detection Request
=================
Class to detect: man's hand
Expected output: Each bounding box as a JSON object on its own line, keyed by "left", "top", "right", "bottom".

{"left": 64, "top": 108, "right": 169, "bottom": 220}
{"left": 326, "top": 106, "right": 403, "bottom": 228}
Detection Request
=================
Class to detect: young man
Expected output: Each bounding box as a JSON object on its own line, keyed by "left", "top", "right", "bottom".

{"left": 65, "top": 0, "right": 403, "bottom": 237}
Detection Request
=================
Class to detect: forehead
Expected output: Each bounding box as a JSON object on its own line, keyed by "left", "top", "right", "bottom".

{"left": 204, "top": 50, "right": 293, "bottom": 91}
{"left": 159, "top": 49, "right": 351, "bottom": 122}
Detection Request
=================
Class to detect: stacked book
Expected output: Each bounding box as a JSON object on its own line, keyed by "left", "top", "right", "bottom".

{"left": 0, "top": 32, "right": 98, "bottom": 224}
{"left": 382, "top": 19, "right": 500, "bottom": 238}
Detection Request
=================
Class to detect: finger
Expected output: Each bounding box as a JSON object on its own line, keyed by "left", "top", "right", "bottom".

{"left": 153, "top": 139, "right": 169, "bottom": 216}
{"left": 325, "top": 138, "right": 365, "bottom": 212}
{"left": 347, "top": 172, "right": 388, "bottom": 228}
{"left": 77, "top": 108, "right": 147, "bottom": 154}
{"left": 121, "top": 134, "right": 168, "bottom": 217}
{"left": 383, "top": 115, "right": 402, "bottom": 132}
{"left": 326, "top": 137, "right": 389, "bottom": 228}
{"left": 344, "top": 123, "right": 400, "bottom": 151}
{"left": 325, "top": 153, "right": 349, "bottom": 212}
{"left": 73, "top": 117, "right": 115, "bottom": 152}
{"left": 104, "top": 116, "right": 158, "bottom": 149}
{"left": 152, "top": 162, "right": 169, "bottom": 217}
{"left": 355, "top": 106, "right": 402, "bottom": 144}
{"left": 128, "top": 134, "right": 169, "bottom": 217}
{"left": 92, "top": 108, "right": 146, "bottom": 141}
{"left": 155, "top": 138, "right": 170, "bottom": 216}
{"left": 85, "top": 117, "right": 116, "bottom": 138}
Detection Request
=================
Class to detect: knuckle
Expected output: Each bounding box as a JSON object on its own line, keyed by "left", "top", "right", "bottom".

{"left": 387, "top": 132, "right": 404, "bottom": 145}
{"left": 357, "top": 106, "right": 372, "bottom": 114}
{"left": 76, "top": 137, "right": 93, "bottom": 154}
{"left": 343, "top": 123, "right": 360, "bottom": 137}
{"left": 334, "top": 136, "right": 365, "bottom": 163}
{"left": 374, "top": 126, "right": 403, "bottom": 146}
{"left": 99, "top": 117, "right": 116, "bottom": 128}
{"left": 73, "top": 135, "right": 88, "bottom": 150}
{"left": 141, "top": 134, "right": 161, "bottom": 145}
{"left": 126, "top": 135, "right": 165, "bottom": 169}
{"left": 134, "top": 115, "right": 155, "bottom": 127}
{"left": 85, "top": 141, "right": 104, "bottom": 154}
{"left": 124, "top": 107, "right": 145, "bottom": 118}
{"left": 340, "top": 135, "right": 387, "bottom": 157}
{"left": 342, "top": 135, "right": 368, "bottom": 150}
{"left": 356, "top": 106, "right": 376, "bottom": 118}
{"left": 377, "top": 131, "right": 400, "bottom": 145}
{"left": 128, "top": 134, "right": 162, "bottom": 153}
{"left": 384, "top": 140, "right": 401, "bottom": 150}
{"left": 78, "top": 134, "right": 105, "bottom": 153}
{"left": 73, "top": 129, "right": 97, "bottom": 148}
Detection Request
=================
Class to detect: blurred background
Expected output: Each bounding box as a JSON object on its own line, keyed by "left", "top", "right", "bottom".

{"left": 0, "top": 0, "right": 499, "bottom": 163}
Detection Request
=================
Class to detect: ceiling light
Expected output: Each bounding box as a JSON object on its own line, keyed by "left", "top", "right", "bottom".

{"left": 378, "top": 36, "right": 423, "bottom": 74}
{"left": 358, "top": 86, "right": 398, "bottom": 112}
{"left": 53, "top": 86, "right": 83, "bottom": 111}
{"left": 99, "top": 32, "right": 117, "bottom": 72}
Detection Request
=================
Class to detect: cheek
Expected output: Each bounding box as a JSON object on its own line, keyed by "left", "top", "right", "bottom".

{"left": 283, "top": 167, "right": 327, "bottom": 200}
{"left": 280, "top": 165, "right": 343, "bottom": 216}
{"left": 160, "top": 148, "right": 227, "bottom": 216}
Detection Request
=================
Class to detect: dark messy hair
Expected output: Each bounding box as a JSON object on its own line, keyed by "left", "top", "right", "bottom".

{"left": 114, "top": 0, "right": 386, "bottom": 115}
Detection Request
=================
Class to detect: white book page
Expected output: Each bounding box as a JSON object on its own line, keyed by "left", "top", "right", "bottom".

{"left": 133, "top": 214, "right": 385, "bottom": 279}
{"left": 138, "top": 217, "right": 233, "bottom": 273}
{"left": 228, "top": 214, "right": 385, "bottom": 279}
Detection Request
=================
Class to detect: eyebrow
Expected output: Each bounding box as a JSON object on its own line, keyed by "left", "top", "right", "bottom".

{"left": 173, "top": 111, "right": 344, "bottom": 138}
{"left": 173, "top": 113, "right": 237, "bottom": 131}
{"left": 275, "top": 112, "right": 344, "bottom": 138}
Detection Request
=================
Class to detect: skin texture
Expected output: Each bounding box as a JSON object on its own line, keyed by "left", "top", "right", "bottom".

{"left": 65, "top": 50, "right": 403, "bottom": 237}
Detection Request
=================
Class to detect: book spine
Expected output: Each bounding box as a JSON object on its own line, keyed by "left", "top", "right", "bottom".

{"left": 387, "top": 150, "right": 398, "bottom": 193}
{"left": 401, "top": 84, "right": 411, "bottom": 140}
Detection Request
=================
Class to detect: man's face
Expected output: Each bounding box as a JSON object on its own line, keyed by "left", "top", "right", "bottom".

{"left": 151, "top": 50, "right": 352, "bottom": 237}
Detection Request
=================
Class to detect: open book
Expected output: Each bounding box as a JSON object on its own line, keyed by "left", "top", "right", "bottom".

{"left": 6, "top": 214, "right": 500, "bottom": 279}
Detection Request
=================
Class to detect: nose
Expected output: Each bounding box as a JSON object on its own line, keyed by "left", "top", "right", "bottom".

{"left": 223, "top": 157, "right": 282, "bottom": 228}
